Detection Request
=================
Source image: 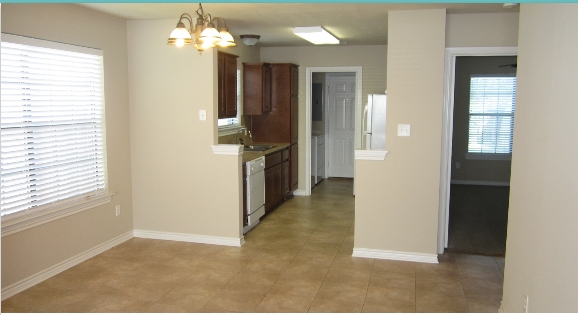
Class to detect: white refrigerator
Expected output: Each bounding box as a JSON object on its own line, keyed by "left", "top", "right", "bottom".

{"left": 362, "top": 94, "right": 387, "bottom": 150}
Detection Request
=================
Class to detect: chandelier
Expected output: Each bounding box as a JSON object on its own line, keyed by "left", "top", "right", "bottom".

{"left": 167, "top": 3, "right": 236, "bottom": 54}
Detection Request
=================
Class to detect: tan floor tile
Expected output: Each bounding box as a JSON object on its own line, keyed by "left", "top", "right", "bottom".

{"left": 362, "top": 285, "right": 415, "bottom": 313}
{"left": 38, "top": 268, "right": 101, "bottom": 290}
{"left": 161, "top": 251, "right": 212, "bottom": 268}
{"left": 88, "top": 296, "right": 153, "bottom": 312}
{"left": 238, "top": 257, "right": 290, "bottom": 277}
{"left": 331, "top": 255, "right": 374, "bottom": 271}
{"left": 146, "top": 302, "right": 204, "bottom": 313}
{"left": 183, "top": 268, "right": 238, "bottom": 288}
{"left": 224, "top": 271, "right": 280, "bottom": 295}
{"left": 128, "top": 247, "right": 179, "bottom": 264}
{"left": 76, "top": 270, "right": 140, "bottom": 291}
{"left": 290, "top": 255, "right": 336, "bottom": 269}
{"left": 201, "top": 288, "right": 265, "bottom": 312}
{"left": 37, "top": 289, "right": 111, "bottom": 313}
{"left": 115, "top": 278, "right": 177, "bottom": 302}
{"left": 314, "top": 281, "right": 367, "bottom": 304}
{"left": 140, "top": 264, "right": 195, "bottom": 284}
{"left": 466, "top": 294, "right": 502, "bottom": 313}
{"left": 200, "top": 255, "right": 252, "bottom": 273}
{"left": 299, "top": 241, "right": 341, "bottom": 258}
{"left": 369, "top": 269, "right": 416, "bottom": 290}
{"left": 324, "top": 266, "right": 371, "bottom": 288}
{"left": 308, "top": 296, "right": 364, "bottom": 313}
{"left": 373, "top": 258, "right": 417, "bottom": 274}
{"left": 156, "top": 284, "right": 218, "bottom": 309}
{"left": 255, "top": 292, "right": 315, "bottom": 313}
{"left": 269, "top": 278, "right": 323, "bottom": 297}
{"left": 254, "top": 247, "right": 301, "bottom": 262}
{"left": 416, "top": 293, "right": 470, "bottom": 313}
{"left": 1, "top": 286, "right": 72, "bottom": 311}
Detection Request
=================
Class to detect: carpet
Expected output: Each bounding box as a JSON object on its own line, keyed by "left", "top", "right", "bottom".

{"left": 447, "top": 184, "right": 509, "bottom": 256}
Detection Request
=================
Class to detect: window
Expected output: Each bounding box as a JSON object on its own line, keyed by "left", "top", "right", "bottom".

{"left": 218, "top": 70, "right": 242, "bottom": 135}
{"left": 1, "top": 34, "right": 108, "bottom": 223}
{"left": 467, "top": 75, "right": 516, "bottom": 159}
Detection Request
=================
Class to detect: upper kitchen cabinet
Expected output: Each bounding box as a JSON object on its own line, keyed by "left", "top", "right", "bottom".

{"left": 252, "top": 63, "right": 299, "bottom": 144}
{"left": 243, "top": 62, "right": 272, "bottom": 115}
{"left": 218, "top": 51, "right": 239, "bottom": 119}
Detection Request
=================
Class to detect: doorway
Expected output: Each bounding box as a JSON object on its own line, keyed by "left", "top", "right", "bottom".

{"left": 438, "top": 47, "right": 518, "bottom": 254}
{"left": 304, "top": 67, "right": 362, "bottom": 196}
{"left": 447, "top": 56, "right": 517, "bottom": 256}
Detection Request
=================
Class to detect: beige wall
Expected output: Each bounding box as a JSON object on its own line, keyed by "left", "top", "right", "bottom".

{"left": 127, "top": 19, "right": 244, "bottom": 239}
{"left": 446, "top": 12, "right": 519, "bottom": 47}
{"left": 502, "top": 4, "right": 578, "bottom": 312}
{"left": 1, "top": 4, "right": 133, "bottom": 289}
{"left": 260, "top": 45, "right": 388, "bottom": 190}
{"left": 355, "top": 9, "right": 446, "bottom": 255}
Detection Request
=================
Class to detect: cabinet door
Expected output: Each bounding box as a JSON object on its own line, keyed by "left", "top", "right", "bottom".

{"left": 217, "top": 53, "right": 225, "bottom": 118}
{"left": 290, "top": 96, "right": 298, "bottom": 144}
{"left": 290, "top": 143, "right": 298, "bottom": 191}
{"left": 224, "top": 55, "right": 238, "bottom": 117}
{"left": 290, "top": 65, "right": 299, "bottom": 96}
{"left": 265, "top": 164, "right": 282, "bottom": 212}
{"left": 263, "top": 65, "right": 272, "bottom": 113}
{"left": 281, "top": 160, "right": 290, "bottom": 196}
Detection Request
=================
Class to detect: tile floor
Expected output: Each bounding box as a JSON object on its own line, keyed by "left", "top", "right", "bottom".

{"left": 1, "top": 178, "right": 505, "bottom": 313}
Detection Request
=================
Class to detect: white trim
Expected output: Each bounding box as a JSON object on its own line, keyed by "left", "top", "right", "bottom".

{"left": 211, "top": 144, "right": 243, "bottom": 155}
{"left": 1, "top": 33, "right": 102, "bottom": 56}
{"left": 451, "top": 180, "right": 510, "bottom": 187}
{"left": 305, "top": 66, "right": 362, "bottom": 197}
{"left": 1, "top": 230, "right": 133, "bottom": 300}
{"left": 133, "top": 229, "right": 244, "bottom": 247}
{"left": 354, "top": 150, "right": 388, "bottom": 161}
{"left": 352, "top": 248, "right": 438, "bottom": 264}
{"left": 438, "top": 46, "right": 518, "bottom": 254}
{"left": 1, "top": 192, "right": 114, "bottom": 237}
{"left": 293, "top": 189, "right": 308, "bottom": 196}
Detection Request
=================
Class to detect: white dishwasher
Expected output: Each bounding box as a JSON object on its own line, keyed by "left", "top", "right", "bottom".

{"left": 244, "top": 156, "right": 265, "bottom": 234}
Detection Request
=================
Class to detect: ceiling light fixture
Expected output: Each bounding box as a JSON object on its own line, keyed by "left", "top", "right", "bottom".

{"left": 293, "top": 26, "right": 339, "bottom": 45}
{"left": 240, "top": 34, "right": 260, "bottom": 46}
{"left": 167, "top": 3, "right": 236, "bottom": 54}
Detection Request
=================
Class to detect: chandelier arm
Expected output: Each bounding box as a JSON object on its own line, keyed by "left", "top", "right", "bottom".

{"left": 179, "top": 13, "right": 194, "bottom": 33}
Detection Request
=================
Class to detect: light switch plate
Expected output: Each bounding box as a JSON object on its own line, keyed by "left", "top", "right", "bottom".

{"left": 199, "top": 110, "right": 207, "bottom": 121}
{"left": 398, "top": 124, "right": 410, "bottom": 136}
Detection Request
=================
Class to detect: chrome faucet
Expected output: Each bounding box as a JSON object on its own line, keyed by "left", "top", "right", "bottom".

{"left": 236, "top": 127, "right": 247, "bottom": 145}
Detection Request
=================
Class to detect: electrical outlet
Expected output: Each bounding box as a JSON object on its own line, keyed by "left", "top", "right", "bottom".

{"left": 199, "top": 110, "right": 207, "bottom": 121}
{"left": 523, "top": 294, "right": 529, "bottom": 313}
{"left": 115, "top": 205, "right": 121, "bottom": 216}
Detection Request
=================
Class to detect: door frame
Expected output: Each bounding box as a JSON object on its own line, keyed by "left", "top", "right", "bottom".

{"left": 437, "top": 46, "right": 518, "bottom": 254}
{"left": 304, "top": 66, "right": 363, "bottom": 196}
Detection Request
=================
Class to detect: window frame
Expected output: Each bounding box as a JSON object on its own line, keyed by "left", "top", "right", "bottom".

{"left": 465, "top": 74, "right": 516, "bottom": 161}
{"left": 218, "top": 69, "right": 244, "bottom": 136}
{"left": 1, "top": 33, "right": 112, "bottom": 237}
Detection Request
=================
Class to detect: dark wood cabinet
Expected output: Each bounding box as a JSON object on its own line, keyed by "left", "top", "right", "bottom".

{"left": 218, "top": 52, "right": 238, "bottom": 119}
{"left": 290, "top": 143, "right": 298, "bottom": 191}
{"left": 264, "top": 148, "right": 290, "bottom": 213}
{"left": 243, "top": 63, "right": 271, "bottom": 115}
{"left": 252, "top": 63, "right": 299, "bottom": 193}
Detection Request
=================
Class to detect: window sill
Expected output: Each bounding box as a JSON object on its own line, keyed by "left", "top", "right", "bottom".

{"left": 465, "top": 153, "right": 512, "bottom": 161}
{"left": 218, "top": 125, "right": 243, "bottom": 137}
{"left": 1, "top": 192, "right": 114, "bottom": 237}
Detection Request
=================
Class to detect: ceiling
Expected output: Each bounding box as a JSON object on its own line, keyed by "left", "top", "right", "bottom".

{"left": 80, "top": 3, "right": 519, "bottom": 47}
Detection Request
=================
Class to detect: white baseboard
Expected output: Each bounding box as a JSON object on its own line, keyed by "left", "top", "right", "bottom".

{"left": 293, "top": 189, "right": 308, "bottom": 196}
{"left": 1, "top": 230, "right": 133, "bottom": 300}
{"left": 451, "top": 180, "right": 510, "bottom": 187}
{"left": 133, "top": 229, "right": 244, "bottom": 247}
{"left": 352, "top": 248, "right": 439, "bottom": 264}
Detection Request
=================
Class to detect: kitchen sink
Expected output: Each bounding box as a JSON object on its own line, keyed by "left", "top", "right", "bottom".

{"left": 243, "top": 145, "right": 276, "bottom": 152}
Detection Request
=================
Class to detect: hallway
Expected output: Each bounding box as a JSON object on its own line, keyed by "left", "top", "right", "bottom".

{"left": 2, "top": 179, "right": 504, "bottom": 312}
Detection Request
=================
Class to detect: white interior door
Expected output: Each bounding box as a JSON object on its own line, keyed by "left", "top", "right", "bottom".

{"left": 326, "top": 73, "right": 356, "bottom": 178}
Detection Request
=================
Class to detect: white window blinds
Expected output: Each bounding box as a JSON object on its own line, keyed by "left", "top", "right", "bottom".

{"left": 467, "top": 76, "right": 516, "bottom": 155}
{"left": 1, "top": 35, "right": 106, "bottom": 217}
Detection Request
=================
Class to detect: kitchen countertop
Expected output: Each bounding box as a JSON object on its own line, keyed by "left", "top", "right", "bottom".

{"left": 242, "top": 143, "right": 291, "bottom": 163}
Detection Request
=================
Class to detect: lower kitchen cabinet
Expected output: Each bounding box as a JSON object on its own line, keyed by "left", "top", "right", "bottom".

{"left": 264, "top": 147, "right": 291, "bottom": 213}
